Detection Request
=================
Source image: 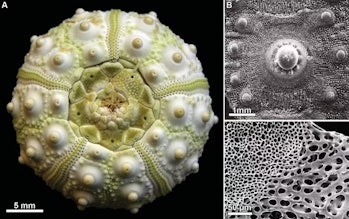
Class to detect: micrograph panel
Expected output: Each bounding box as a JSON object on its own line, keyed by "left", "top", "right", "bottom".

{"left": 224, "top": 121, "right": 349, "bottom": 219}
{"left": 225, "top": 0, "right": 349, "bottom": 120}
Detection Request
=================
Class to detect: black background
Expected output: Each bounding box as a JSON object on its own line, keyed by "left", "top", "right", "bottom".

{"left": 315, "top": 122, "right": 349, "bottom": 135}
{"left": 0, "top": 1, "right": 223, "bottom": 219}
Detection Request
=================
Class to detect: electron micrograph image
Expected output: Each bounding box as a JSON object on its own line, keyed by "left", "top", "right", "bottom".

{"left": 224, "top": 121, "right": 349, "bottom": 219}
{"left": 225, "top": 0, "right": 349, "bottom": 120}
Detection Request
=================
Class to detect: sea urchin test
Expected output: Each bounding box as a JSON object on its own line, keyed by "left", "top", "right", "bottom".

{"left": 7, "top": 8, "right": 218, "bottom": 213}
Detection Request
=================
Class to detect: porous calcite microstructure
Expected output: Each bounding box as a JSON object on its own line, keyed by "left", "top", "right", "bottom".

{"left": 224, "top": 121, "right": 349, "bottom": 219}
{"left": 225, "top": 0, "right": 349, "bottom": 119}
{"left": 6, "top": 8, "right": 218, "bottom": 213}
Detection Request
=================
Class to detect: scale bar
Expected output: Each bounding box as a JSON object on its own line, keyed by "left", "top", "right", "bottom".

{"left": 228, "top": 212, "right": 252, "bottom": 216}
{"left": 6, "top": 209, "right": 44, "bottom": 213}
{"left": 229, "top": 113, "right": 256, "bottom": 117}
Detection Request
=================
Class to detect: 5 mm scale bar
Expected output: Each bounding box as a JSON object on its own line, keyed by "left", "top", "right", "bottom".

{"left": 6, "top": 209, "right": 44, "bottom": 213}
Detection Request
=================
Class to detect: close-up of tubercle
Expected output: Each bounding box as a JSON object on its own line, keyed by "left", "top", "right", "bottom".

{"left": 225, "top": 0, "right": 349, "bottom": 120}
{"left": 224, "top": 121, "right": 349, "bottom": 219}
{"left": 6, "top": 8, "right": 218, "bottom": 213}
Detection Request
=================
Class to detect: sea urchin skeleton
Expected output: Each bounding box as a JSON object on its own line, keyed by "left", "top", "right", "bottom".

{"left": 7, "top": 8, "right": 218, "bottom": 213}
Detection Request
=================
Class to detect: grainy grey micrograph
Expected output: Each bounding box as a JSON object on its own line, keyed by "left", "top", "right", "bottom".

{"left": 224, "top": 121, "right": 349, "bottom": 219}
{"left": 225, "top": 0, "right": 349, "bottom": 120}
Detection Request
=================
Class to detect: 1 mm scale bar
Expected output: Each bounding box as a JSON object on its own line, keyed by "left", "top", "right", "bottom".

{"left": 6, "top": 209, "right": 44, "bottom": 213}
{"left": 228, "top": 212, "right": 252, "bottom": 216}
{"left": 229, "top": 113, "right": 256, "bottom": 117}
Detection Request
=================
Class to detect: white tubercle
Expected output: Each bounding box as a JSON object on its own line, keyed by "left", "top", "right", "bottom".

{"left": 85, "top": 142, "right": 110, "bottom": 159}
{"left": 6, "top": 102, "right": 14, "bottom": 114}
{"left": 73, "top": 21, "right": 100, "bottom": 41}
{"left": 73, "top": 191, "right": 94, "bottom": 210}
{"left": 44, "top": 124, "right": 68, "bottom": 149}
{"left": 149, "top": 11, "right": 157, "bottom": 18}
{"left": 78, "top": 165, "right": 104, "bottom": 187}
{"left": 166, "top": 139, "right": 187, "bottom": 162}
{"left": 139, "top": 61, "right": 168, "bottom": 86}
{"left": 24, "top": 90, "right": 43, "bottom": 117}
{"left": 213, "top": 115, "right": 219, "bottom": 124}
{"left": 149, "top": 128, "right": 166, "bottom": 145}
{"left": 82, "top": 44, "right": 107, "bottom": 66}
{"left": 49, "top": 51, "right": 73, "bottom": 73}
{"left": 120, "top": 183, "right": 145, "bottom": 202}
{"left": 161, "top": 46, "right": 190, "bottom": 77}
{"left": 145, "top": 126, "right": 166, "bottom": 146}
{"left": 33, "top": 37, "right": 53, "bottom": 55}
{"left": 165, "top": 96, "right": 190, "bottom": 126}
{"left": 114, "top": 156, "right": 140, "bottom": 177}
{"left": 51, "top": 93, "right": 68, "bottom": 115}
{"left": 186, "top": 156, "right": 200, "bottom": 173}
{"left": 30, "top": 35, "right": 38, "bottom": 43}
{"left": 7, "top": 96, "right": 20, "bottom": 117}
{"left": 18, "top": 156, "right": 25, "bottom": 164}
{"left": 181, "top": 43, "right": 197, "bottom": 60}
{"left": 75, "top": 8, "right": 85, "bottom": 14}
{"left": 123, "top": 31, "right": 152, "bottom": 57}
{"left": 137, "top": 14, "right": 156, "bottom": 33}
{"left": 193, "top": 101, "right": 212, "bottom": 130}
{"left": 25, "top": 138, "right": 44, "bottom": 161}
